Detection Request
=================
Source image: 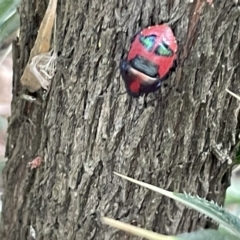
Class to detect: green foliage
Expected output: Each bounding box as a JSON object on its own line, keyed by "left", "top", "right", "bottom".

{"left": 235, "top": 147, "right": 240, "bottom": 164}
{"left": 174, "top": 193, "right": 240, "bottom": 236}
{"left": 178, "top": 229, "right": 239, "bottom": 240}
{"left": 102, "top": 172, "right": 240, "bottom": 239}
{"left": 0, "top": 0, "right": 20, "bottom": 47}
{"left": 225, "top": 169, "right": 240, "bottom": 206}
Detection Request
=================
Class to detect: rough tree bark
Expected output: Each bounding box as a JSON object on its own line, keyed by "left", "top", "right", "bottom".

{"left": 1, "top": 0, "right": 240, "bottom": 239}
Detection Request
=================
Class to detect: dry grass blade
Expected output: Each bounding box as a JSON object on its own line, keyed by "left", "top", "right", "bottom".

{"left": 102, "top": 217, "right": 175, "bottom": 240}
{"left": 20, "top": 0, "right": 57, "bottom": 92}
{"left": 226, "top": 89, "right": 240, "bottom": 101}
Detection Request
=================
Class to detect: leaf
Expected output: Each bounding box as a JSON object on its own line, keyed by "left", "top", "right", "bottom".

{"left": 114, "top": 172, "right": 240, "bottom": 237}
{"left": 0, "top": 0, "right": 19, "bottom": 25}
{"left": 0, "top": 11, "right": 19, "bottom": 47}
{"left": 178, "top": 229, "right": 240, "bottom": 240}
{"left": 225, "top": 185, "right": 240, "bottom": 206}
{"left": 0, "top": 0, "right": 20, "bottom": 46}
{"left": 102, "top": 217, "right": 176, "bottom": 240}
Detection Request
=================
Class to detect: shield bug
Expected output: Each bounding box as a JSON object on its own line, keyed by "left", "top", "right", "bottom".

{"left": 120, "top": 24, "right": 177, "bottom": 97}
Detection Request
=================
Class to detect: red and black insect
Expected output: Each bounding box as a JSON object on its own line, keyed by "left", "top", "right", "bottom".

{"left": 120, "top": 24, "right": 178, "bottom": 97}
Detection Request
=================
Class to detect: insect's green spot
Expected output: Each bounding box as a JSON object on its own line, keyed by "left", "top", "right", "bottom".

{"left": 155, "top": 42, "right": 173, "bottom": 57}
{"left": 139, "top": 35, "right": 156, "bottom": 51}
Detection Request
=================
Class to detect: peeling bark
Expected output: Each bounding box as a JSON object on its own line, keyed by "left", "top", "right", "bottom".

{"left": 1, "top": 1, "right": 240, "bottom": 239}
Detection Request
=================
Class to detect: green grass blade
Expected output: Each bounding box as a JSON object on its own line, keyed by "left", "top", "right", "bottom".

{"left": 178, "top": 229, "right": 240, "bottom": 240}
{"left": 0, "top": 10, "right": 19, "bottom": 46}
{"left": 114, "top": 172, "right": 240, "bottom": 237}
{"left": 0, "top": 0, "right": 19, "bottom": 25}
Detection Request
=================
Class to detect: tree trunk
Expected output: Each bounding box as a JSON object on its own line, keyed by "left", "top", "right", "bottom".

{"left": 1, "top": 1, "right": 240, "bottom": 239}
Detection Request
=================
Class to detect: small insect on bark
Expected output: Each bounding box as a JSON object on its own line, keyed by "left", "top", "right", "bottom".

{"left": 120, "top": 24, "right": 178, "bottom": 97}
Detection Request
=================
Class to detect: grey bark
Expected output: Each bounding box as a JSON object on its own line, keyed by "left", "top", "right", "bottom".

{"left": 1, "top": 0, "right": 240, "bottom": 239}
